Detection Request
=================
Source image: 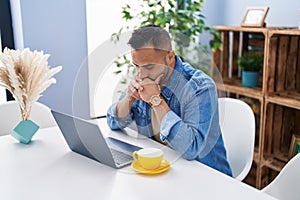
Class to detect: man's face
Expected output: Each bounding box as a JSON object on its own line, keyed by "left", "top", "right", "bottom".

{"left": 131, "top": 48, "right": 171, "bottom": 84}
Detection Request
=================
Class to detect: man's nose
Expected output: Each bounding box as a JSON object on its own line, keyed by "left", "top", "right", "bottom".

{"left": 138, "top": 68, "right": 148, "bottom": 79}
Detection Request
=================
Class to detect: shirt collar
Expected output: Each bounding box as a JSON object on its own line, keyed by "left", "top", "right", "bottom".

{"left": 162, "top": 55, "right": 184, "bottom": 100}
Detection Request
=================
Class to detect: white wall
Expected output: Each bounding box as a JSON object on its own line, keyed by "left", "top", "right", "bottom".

{"left": 13, "top": 0, "right": 133, "bottom": 119}
{"left": 225, "top": 0, "right": 299, "bottom": 27}
{"left": 14, "top": 0, "right": 89, "bottom": 118}
{"left": 203, "top": 0, "right": 300, "bottom": 27}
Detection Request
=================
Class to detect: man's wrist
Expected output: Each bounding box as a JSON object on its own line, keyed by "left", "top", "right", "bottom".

{"left": 148, "top": 94, "right": 162, "bottom": 107}
{"left": 152, "top": 98, "right": 170, "bottom": 112}
{"left": 117, "top": 95, "right": 134, "bottom": 118}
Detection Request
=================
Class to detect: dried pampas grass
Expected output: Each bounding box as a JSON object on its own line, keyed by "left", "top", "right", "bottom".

{"left": 0, "top": 47, "right": 62, "bottom": 120}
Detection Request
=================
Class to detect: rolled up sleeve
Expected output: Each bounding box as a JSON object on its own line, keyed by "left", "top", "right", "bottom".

{"left": 106, "top": 102, "right": 133, "bottom": 130}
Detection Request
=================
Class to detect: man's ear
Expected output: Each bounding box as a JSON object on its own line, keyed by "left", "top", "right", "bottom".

{"left": 166, "top": 51, "right": 176, "bottom": 67}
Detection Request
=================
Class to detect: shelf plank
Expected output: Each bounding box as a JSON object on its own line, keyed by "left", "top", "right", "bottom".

{"left": 261, "top": 157, "right": 286, "bottom": 172}
{"left": 286, "top": 36, "right": 299, "bottom": 90}
{"left": 253, "top": 151, "right": 260, "bottom": 164}
{"left": 297, "top": 42, "right": 300, "bottom": 91}
{"left": 231, "top": 32, "right": 239, "bottom": 77}
{"left": 266, "top": 92, "right": 300, "bottom": 110}
{"left": 270, "top": 28, "right": 300, "bottom": 36}
{"left": 214, "top": 26, "right": 300, "bottom": 38}
{"left": 273, "top": 106, "right": 283, "bottom": 156}
{"left": 213, "top": 26, "right": 268, "bottom": 34}
{"left": 217, "top": 79, "right": 263, "bottom": 100}
{"left": 276, "top": 36, "right": 289, "bottom": 92}
{"left": 266, "top": 36, "right": 277, "bottom": 93}
{"left": 264, "top": 103, "right": 274, "bottom": 154}
{"left": 221, "top": 32, "right": 229, "bottom": 78}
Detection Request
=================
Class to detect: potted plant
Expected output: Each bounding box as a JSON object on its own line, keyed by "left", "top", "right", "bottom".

{"left": 238, "top": 51, "right": 263, "bottom": 88}
{"left": 0, "top": 47, "right": 62, "bottom": 144}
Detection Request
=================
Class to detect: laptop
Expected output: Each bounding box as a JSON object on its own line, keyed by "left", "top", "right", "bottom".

{"left": 51, "top": 110, "right": 142, "bottom": 168}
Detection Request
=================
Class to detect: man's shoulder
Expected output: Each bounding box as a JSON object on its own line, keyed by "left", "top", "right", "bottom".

{"left": 168, "top": 58, "right": 216, "bottom": 99}
{"left": 172, "top": 65, "right": 216, "bottom": 103}
{"left": 180, "top": 63, "right": 215, "bottom": 88}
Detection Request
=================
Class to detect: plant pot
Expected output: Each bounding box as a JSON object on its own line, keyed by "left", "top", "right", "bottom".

{"left": 11, "top": 120, "right": 40, "bottom": 144}
{"left": 242, "top": 71, "right": 259, "bottom": 88}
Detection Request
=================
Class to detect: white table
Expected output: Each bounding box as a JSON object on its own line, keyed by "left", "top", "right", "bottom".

{"left": 0, "top": 119, "right": 277, "bottom": 200}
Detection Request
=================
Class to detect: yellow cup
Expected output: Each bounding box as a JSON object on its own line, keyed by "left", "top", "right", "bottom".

{"left": 132, "top": 148, "right": 163, "bottom": 170}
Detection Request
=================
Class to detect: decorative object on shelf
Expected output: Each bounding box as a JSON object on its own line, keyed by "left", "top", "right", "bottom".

{"left": 238, "top": 51, "right": 263, "bottom": 88}
{"left": 288, "top": 134, "right": 300, "bottom": 159}
{"left": 0, "top": 48, "right": 62, "bottom": 144}
{"left": 241, "top": 7, "right": 269, "bottom": 27}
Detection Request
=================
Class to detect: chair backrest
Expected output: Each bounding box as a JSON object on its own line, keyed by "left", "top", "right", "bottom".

{"left": 261, "top": 153, "right": 300, "bottom": 200}
{"left": 218, "top": 97, "right": 255, "bottom": 181}
{"left": 0, "top": 101, "right": 57, "bottom": 136}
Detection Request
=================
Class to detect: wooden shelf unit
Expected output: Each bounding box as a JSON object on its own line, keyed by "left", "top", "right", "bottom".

{"left": 212, "top": 26, "right": 300, "bottom": 189}
{"left": 261, "top": 28, "right": 300, "bottom": 188}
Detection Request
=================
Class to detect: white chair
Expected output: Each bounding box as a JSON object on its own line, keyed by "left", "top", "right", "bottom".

{"left": 261, "top": 153, "right": 300, "bottom": 200}
{"left": 218, "top": 97, "right": 256, "bottom": 181}
{"left": 0, "top": 101, "right": 57, "bottom": 136}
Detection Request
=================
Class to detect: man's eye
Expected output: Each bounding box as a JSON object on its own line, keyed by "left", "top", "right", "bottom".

{"left": 143, "top": 64, "right": 154, "bottom": 69}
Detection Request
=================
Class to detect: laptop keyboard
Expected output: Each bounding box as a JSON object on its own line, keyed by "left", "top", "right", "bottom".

{"left": 110, "top": 149, "right": 133, "bottom": 165}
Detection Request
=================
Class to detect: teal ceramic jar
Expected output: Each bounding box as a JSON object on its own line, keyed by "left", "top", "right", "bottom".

{"left": 12, "top": 120, "right": 39, "bottom": 144}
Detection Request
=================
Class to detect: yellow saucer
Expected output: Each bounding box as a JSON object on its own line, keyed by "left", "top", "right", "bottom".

{"left": 131, "top": 159, "right": 170, "bottom": 174}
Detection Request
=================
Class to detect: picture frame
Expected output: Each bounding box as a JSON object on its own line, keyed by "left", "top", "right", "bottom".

{"left": 241, "top": 7, "right": 269, "bottom": 27}
{"left": 288, "top": 134, "right": 300, "bottom": 159}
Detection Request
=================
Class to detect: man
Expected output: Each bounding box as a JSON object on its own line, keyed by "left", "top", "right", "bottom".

{"left": 107, "top": 24, "right": 232, "bottom": 176}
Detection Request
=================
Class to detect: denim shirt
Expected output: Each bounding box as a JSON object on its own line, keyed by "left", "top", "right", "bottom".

{"left": 107, "top": 56, "right": 232, "bottom": 176}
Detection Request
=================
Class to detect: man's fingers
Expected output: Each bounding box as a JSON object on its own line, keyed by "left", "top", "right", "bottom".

{"left": 127, "top": 83, "right": 142, "bottom": 100}
{"left": 131, "top": 80, "right": 141, "bottom": 90}
{"left": 132, "top": 90, "right": 142, "bottom": 100}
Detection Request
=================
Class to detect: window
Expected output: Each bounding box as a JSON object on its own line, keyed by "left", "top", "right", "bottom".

{"left": 0, "top": 0, "right": 15, "bottom": 102}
